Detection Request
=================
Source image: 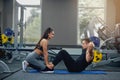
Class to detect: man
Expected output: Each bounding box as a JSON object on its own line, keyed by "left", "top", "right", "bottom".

{"left": 51, "top": 38, "right": 94, "bottom": 72}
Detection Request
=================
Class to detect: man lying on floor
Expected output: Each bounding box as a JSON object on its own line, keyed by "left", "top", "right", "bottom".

{"left": 52, "top": 38, "right": 94, "bottom": 72}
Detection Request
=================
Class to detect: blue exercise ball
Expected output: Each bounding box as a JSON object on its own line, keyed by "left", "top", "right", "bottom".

{"left": 4, "top": 28, "right": 14, "bottom": 37}
{"left": 90, "top": 36, "right": 100, "bottom": 47}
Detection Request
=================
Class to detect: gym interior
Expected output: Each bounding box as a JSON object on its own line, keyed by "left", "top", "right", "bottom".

{"left": 0, "top": 0, "right": 120, "bottom": 80}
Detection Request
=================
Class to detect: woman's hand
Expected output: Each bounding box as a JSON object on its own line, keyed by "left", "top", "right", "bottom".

{"left": 46, "top": 62, "right": 54, "bottom": 69}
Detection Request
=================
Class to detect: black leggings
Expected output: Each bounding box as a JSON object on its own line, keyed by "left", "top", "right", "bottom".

{"left": 52, "top": 50, "right": 86, "bottom": 72}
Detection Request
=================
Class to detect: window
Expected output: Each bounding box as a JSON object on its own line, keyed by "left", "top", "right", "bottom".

{"left": 16, "top": 0, "right": 40, "bottom": 5}
{"left": 16, "top": 0, "right": 41, "bottom": 44}
{"left": 23, "top": 7, "right": 41, "bottom": 44}
{"left": 78, "top": 0, "right": 105, "bottom": 44}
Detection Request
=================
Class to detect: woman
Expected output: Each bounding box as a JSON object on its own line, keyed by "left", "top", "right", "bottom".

{"left": 22, "top": 27, "right": 55, "bottom": 73}
{"left": 52, "top": 38, "right": 94, "bottom": 72}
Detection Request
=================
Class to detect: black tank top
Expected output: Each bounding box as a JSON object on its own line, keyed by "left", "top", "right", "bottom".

{"left": 36, "top": 45, "right": 43, "bottom": 51}
{"left": 76, "top": 49, "right": 92, "bottom": 71}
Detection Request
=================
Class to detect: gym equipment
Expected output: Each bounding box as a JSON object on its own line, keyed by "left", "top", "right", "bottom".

{"left": 81, "top": 16, "right": 120, "bottom": 67}
{"left": 28, "top": 69, "right": 106, "bottom": 74}
{"left": 91, "top": 37, "right": 120, "bottom": 67}
{"left": 1, "top": 34, "right": 8, "bottom": 44}
{"left": 93, "top": 50, "right": 102, "bottom": 63}
{"left": 0, "top": 47, "right": 34, "bottom": 63}
{"left": 114, "top": 36, "right": 120, "bottom": 52}
{"left": 0, "top": 60, "right": 11, "bottom": 73}
{"left": 4, "top": 28, "right": 14, "bottom": 37}
{"left": 1, "top": 34, "right": 14, "bottom": 45}
{"left": 90, "top": 36, "right": 100, "bottom": 47}
{"left": 1, "top": 28, "right": 14, "bottom": 45}
{"left": 10, "top": 36, "right": 14, "bottom": 44}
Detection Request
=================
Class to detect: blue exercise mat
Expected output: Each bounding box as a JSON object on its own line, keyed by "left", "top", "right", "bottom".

{"left": 28, "top": 69, "right": 106, "bottom": 74}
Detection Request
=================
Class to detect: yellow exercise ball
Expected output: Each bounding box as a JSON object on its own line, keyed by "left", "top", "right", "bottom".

{"left": 1, "top": 34, "right": 8, "bottom": 44}
{"left": 93, "top": 50, "right": 102, "bottom": 63}
{"left": 10, "top": 36, "right": 14, "bottom": 44}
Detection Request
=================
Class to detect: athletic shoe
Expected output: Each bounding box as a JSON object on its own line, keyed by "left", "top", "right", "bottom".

{"left": 41, "top": 67, "right": 54, "bottom": 73}
{"left": 22, "top": 60, "right": 28, "bottom": 72}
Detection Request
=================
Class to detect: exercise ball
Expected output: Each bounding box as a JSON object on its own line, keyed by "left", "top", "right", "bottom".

{"left": 93, "top": 50, "right": 102, "bottom": 63}
{"left": 4, "top": 28, "right": 13, "bottom": 37}
{"left": 90, "top": 36, "right": 100, "bottom": 47}
{"left": 1, "top": 34, "right": 8, "bottom": 44}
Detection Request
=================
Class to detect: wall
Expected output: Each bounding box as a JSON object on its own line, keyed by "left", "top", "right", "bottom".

{"left": 105, "top": 0, "right": 116, "bottom": 31}
{"left": 106, "top": 0, "right": 120, "bottom": 31}
{"left": 0, "top": 0, "right": 3, "bottom": 12}
{"left": 0, "top": 0, "right": 3, "bottom": 33}
{"left": 42, "top": 0, "right": 78, "bottom": 45}
{"left": 3, "top": 0, "right": 13, "bottom": 30}
{"left": 114, "top": 0, "right": 120, "bottom": 24}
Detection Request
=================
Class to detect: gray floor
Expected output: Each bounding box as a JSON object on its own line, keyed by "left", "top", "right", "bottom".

{"left": 0, "top": 60, "right": 120, "bottom": 80}
{"left": 3, "top": 70, "right": 120, "bottom": 80}
{"left": 0, "top": 48, "right": 120, "bottom": 80}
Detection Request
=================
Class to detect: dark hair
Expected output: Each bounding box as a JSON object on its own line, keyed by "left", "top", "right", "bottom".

{"left": 34, "top": 27, "right": 53, "bottom": 49}
{"left": 81, "top": 38, "right": 90, "bottom": 43}
{"left": 40, "top": 27, "right": 53, "bottom": 41}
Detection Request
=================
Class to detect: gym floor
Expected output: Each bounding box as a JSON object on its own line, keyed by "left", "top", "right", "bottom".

{"left": 0, "top": 49, "right": 120, "bottom": 80}
{"left": 1, "top": 60, "right": 120, "bottom": 80}
{"left": 3, "top": 71, "right": 120, "bottom": 80}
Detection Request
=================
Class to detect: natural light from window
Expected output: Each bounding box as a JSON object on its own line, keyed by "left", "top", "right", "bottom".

{"left": 78, "top": 0, "right": 105, "bottom": 44}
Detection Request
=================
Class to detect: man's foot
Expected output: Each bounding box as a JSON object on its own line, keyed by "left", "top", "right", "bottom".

{"left": 22, "top": 60, "right": 28, "bottom": 72}
{"left": 41, "top": 67, "right": 54, "bottom": 73}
